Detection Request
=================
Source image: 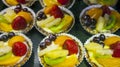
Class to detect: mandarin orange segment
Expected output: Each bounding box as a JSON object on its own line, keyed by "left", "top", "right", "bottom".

{"left": 54, "top": 35, "right": 72, "bottom": 46}
{"left": 17, "top": 11, "right": 33, "bottom": 23}
{"left": 104, "top": 36, "right": 120, "bottom": 46}
{"left": 8, "top": 36, "right": 25, "bottom": 47}
{"left": 43, "top": 0, "right": 60, "bottom": 7}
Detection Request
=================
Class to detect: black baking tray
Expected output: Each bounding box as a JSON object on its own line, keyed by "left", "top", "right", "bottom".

{"left": 0, "top": 0, "right": 120, "bottom": 67}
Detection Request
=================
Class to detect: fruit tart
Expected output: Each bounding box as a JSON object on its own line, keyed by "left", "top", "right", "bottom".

{"left": 39, "top": 0, "right": 75, "bottom": 9}
{"left": 84, "top": 33, "right": 120, "bottom": 67}
{"left": 2, "top": 0, "right": 35, "bottom": 7}
{"left": 0, "top": 32, "right": 32, "bottom": 66}
{"left": 38, "top": 33, "right": 84, "bottom": 67}
{"left": 83, "top": 0, "right": 118, "bottom": 6}
{"left": 35, "top": 5, "right": 75, "bottom": 36}
{"left": 0, "top": 4, "right": 35, "bottom": 33}
{"left": 80, "top": 5, "right": 120, "bottom": 34}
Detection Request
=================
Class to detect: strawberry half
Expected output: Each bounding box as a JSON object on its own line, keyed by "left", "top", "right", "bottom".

{"left": 63, "top": 39, "right": 78, "bottom": 55}
{"left": 57, "top": 0, "right": 69, "bottom": 5}
{"left": 12, "top": 42, "right": 27, "bottom": 56}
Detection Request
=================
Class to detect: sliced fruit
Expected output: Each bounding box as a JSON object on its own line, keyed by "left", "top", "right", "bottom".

{"left": 57, "top": 0, "right": 69, "bottom": 5}
{"left": 45, "top": 18, "right": 61, "bottom": 28}
{"left": 0, "top": 22, "right": 13, "bottom": 32}
{"left": 104, "top": 15, "right": 116, "bottom": 30}
{"left": 54, "top": 35, "right": 72, "bottom": 46}
{"left": 96, "top": 16, "right": 105, "bottom": 32}
{"left": 3, "top": 9, "right": 16, "bottom": 23}
{"left": 63, "top": 39, "right": 78, "bottom": 55}
{"left": 50, "top": 5, "right": 64, "bottom": 18}
{"left": 53, "top": 54, "right": 78, "bottom": 67}
{"left": 86, "top": 8, "right": 103, "bottom": 20}
{"left": 6, "top": 0, "right": 19, "bottom": 5}
{"left": 37, "top": 16, "right": 55, "bottom": 27}
{"left": 96, "top": 57, "right": 120, "bottom": 67}
{"left": 8, "top": 35, "right": 25, "bottom": 47}
{"left": 0, "top": 15, "right": 9, "bottom": 23}
{"left": 45, "top": 49, "right": 68, "bottom": 59}
{"left": 85, "top": 42, "right": 103, "bottom": 52}
{"left": 50, "top": 14, "right": 73, "bottom": 33}
{"left": 0, "top": 55, "right": 21, "bottom": 65}
{"left": 17, "top": 11, "right": 33, "bottom": 23}
{"left": 44, "top": 55, "right": 66, "bottom": 66}
{"left": 12, "top": 42, "right": 27, "bottom": 56}
{"left": 0, "top": 51, "right": 12, "bottom": 61}
{"left": 104, "top": 36, "right": 120, "bottom": 46}
{"left": 44, "top": 6, "right": 53, "bottom": 14}
{"left": 39, "top": 43, "right": 59, "bottom": 56}
{"left": 43, "top": 0, "right": 60, "bottom": 7}
{"left": 112, "top": 49, "right": 120, "bottom": 57}
{"left": 12, "top": 16, "right": 27, "bottom": 30}
{"left": 101, "top": 5, "right": 111, "bottom": 15}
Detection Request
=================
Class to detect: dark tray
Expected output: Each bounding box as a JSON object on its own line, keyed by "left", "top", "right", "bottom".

{"left": 0, "top": 0, "right": 120, "bottom": 67}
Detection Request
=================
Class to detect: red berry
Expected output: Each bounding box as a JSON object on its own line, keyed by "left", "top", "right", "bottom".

{"left": 17, "top": 0, "right": 27, "bottom": 4}
{"left": 12, "top": 16, "right": 27, "bottom": 30}
{"left": 57, "top": 0, "right": 69, "bottom": 5}
{"left": 101, "top": 5, "right": 111, "bottom": 16}
{"left": 63, "top": 39, "right": 78, "bottom": 55}
{"left": 50, "top": 5, "right": 64, "bottom": 18}
{"left": 112, "top": 49, "right": 120, "bottom": 57}
{"left": 12, "top": 42, "right": 27, "bottom": 56}
{"left": 110, "top": 41, "right": 120, "bottom": 50}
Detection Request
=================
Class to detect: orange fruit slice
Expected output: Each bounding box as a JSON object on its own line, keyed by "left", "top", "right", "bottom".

{"left": 104, "top": 36, "right": 120, "bottom": 46}
{"left": 6, "top": 0, "right": 18, "bottom": 6}
{"left": 17, "top": 11, "right": 33, "bottom": 23}
{"left": 8, "top": 36, "right": 25, "bottom": 47}
{"left": 54, "top": 35, "right": 72, "bottom": 46}
{"left": 43, "top": 0, "right": 60, "bottom": 7}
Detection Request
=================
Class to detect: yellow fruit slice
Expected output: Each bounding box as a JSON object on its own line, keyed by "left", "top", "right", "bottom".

{"left": 96, "top": 57, "right": 120, "bottom": 67}
{"left": 104, "top": 36, "right": 120, "bottom": 46}
{"left": 0, "top": 23, "right": 13, "bottom": 32}
{"left": 8, "top": 36, "right": 25, "bottom": 47}
{"left": 43, "top": 0, "right": 60, "bottom": 7}
{"left": 0, "top": 55, "right": 21, "bottom": 65}
{"left": 6, "top": 0, "right": 18, "bottom": 6}
{"left": 54, "top": 35, "right": 72, "bottom": 46}
{"left": 53, "top": 54, "right": 78, "bottom": 67}
{"left": 17, "top": 11, "right": 33, "bottom": 23}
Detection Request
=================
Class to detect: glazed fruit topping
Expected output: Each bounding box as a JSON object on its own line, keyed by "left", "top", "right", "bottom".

{"left": 0, "top": 35, "right": 8, "bottom": 42}
{"left": 14, "top": 4, "right": 22, "bottom": 13}
{"left": 12, "top": 16, "right": 27, "bottom": 30}
{"left": 50, "top": 5, "right": 64, "bottom": 18}
{"left": 57, "top": 0, "right": 69, "bottom": 5}
{"left": 63, "top": 39, "right": 78, "bottom": 55}
{"left": 49, "top": 34, "right": 56, "bottom": 41}
{"left": 17, "top": 0, "right": 27, "bottom": 4}
{"left": 23, "top": 8, "right": 28, "bottom": 12}
{"left": 12, "top": 42, "right": 27, "bottom": 56}
{"left": 45, "top": 38, "right": 51, "bottom": 46}
{"left": 37, "top": 12, "right": 47, "bottom": 20}
{"left": 92, "top": 34, "right": 106, "bottom": 47}
{"left": 101, "top": 5, "right": 111, "bottom": 16}
{"left": 8, "top": 32, "right": 15, "bottom": 38}
{"left": 39, "top": 42, "right": 46, "bottom": 49}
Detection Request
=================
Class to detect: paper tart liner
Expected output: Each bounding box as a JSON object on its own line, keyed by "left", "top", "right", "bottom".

{"left": 35, "top": 6, "right": 75, "bottom": 36}
{"left": 84, "top": 33, "right": 120, "bottom": 67}
{"left": 2, "top": 0, "right": 36, "bottom": 7}
{"left": 37, "top": 33, "right": 85, "bottom": 67}
{"left": 79, "top": 5, "right": 119, "bottom": 35}
{"left": 0, "top": 32, "right": 33, "bottom": 67}
{"left": 83, "top": 0, "right": 118, "bottom": 6}
{"left": 39, "top": 0, "right": 75, "bottom": 9}
{"left": 0, "top": 5, "right": 36, "bottom": 34}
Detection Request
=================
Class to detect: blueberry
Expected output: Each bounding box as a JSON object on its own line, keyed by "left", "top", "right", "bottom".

{"left": 16, "top": 4, "right": 22, "bottom": 9}
{"left": 99, "top": 41, "right": 105, "bottom": 47}
{"left": 39, "top": 42, "right": 46, "bottom": 49}
{"left": 14, "top": 4, "right": 22, "bottom": 13}
{"left": 23, "top": 8, "right": 28, "bottom": 12}
{"left": 83, "top": 15, "right": 90, "bottom": 20}
{"left": 93, "top": 37, "right": 100, "bottom": 43}
{"left": 89, "top": 25, "right": 96, "bottom": 30}
{"left": 45, "top": 38, "right": 51, "bottom": 45}
{"left": 99, "top": 34, "right": 105, "bottom": 41}
{"left": 0, "top": 35, "right": 8, "bottom": 42}
{"left": 37, "top": 12, "right": 47, "bottom": 20}
{"left": 8, "top": 32, "right": 15, "bottom": 38}
{"left": 83, "top": 19, "right": 91, "bottom": 26}
{"left": 49, "top": 34, "right": 56, "bottom": 41}
{"left": 90, "top": 19, "right": 96, "bottom": 25}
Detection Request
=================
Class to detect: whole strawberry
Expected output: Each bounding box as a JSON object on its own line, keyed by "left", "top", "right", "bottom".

{"left": 12, "top": 42, "right": 27, "bottom": 56}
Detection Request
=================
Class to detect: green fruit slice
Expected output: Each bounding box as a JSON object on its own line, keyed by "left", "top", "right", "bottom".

{"left": 0, "top": 51, "right": 12, "bottom": 61}
{"left": 44, "top": 55, "right": 66, "bottom": 66}
{"left": 0, "top": 15, "right": 9, "bottom": 23}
